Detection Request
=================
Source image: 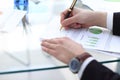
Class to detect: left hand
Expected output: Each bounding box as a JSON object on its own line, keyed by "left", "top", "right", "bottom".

{"left": 41, "top": 37, "right": 85, "bottom": 64}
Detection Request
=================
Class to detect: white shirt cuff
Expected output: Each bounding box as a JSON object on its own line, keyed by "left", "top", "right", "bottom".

{"left": 78, "top": 57, "right": 94, "bottom": 80}
{"left": 107, "top": 12, "right": 113, "bottom": 31}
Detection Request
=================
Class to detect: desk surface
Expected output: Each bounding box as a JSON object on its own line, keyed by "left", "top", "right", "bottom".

{"left": 0, "top": 0, "right": 120, "bottom": 75}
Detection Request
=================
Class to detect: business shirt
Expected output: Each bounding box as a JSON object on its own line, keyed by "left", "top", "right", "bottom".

{"left": 78, "top": 12, "right": 120, "bottom": 80}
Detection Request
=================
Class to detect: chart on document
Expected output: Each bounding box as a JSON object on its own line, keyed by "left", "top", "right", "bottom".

{"left": 77, "top": 27, "right": 110, "bottom": 50}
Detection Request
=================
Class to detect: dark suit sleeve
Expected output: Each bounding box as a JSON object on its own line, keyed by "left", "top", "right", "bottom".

{"left": 113, "top": 12, "right": 120, "bottom": 36}
{"left": 81, "top": 60, "right": 120, "bottom": 80}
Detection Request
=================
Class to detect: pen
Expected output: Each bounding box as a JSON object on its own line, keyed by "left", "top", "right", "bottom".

{"left": 60, "top": 0, "right": 77, "bottom": 30}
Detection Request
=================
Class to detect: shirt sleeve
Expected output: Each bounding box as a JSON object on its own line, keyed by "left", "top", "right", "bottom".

{"left": 106, "top": 12, "right": 113, "bottom": 31}
{"left": 78, "top": 57, "right": 94, "bottom": 80}
{"left": 113, "top": 12, "right": 120, "bottom": 35}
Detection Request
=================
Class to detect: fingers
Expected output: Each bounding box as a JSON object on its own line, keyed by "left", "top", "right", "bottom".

{"left": 42, "top": 39, "right": 58, "bottom": 44}
{"left": 41, "top": 41, "right": 56, "bottom": 49}
{"left": 70, "top": 23, "right": 82, "bottom": 29}
{"left": 41, "top": 38, "right": 64, "bottom": 56}
{"left": 42, "top": 46, "right": 56, "bottom": 56}
{"left": 62, "top": 15, "right": 78, "bottom": 27}
{"left": 60, "top": 9, "right": 70, "bottom": 23}
{"left": 41, "top": 39, "right": 59, "bottom": 56}
{"left": 60, "top": 9, "right": 78, "bottom": 29}
{"left": 41, "top": 39, "right": 58, "bottom": 49}
{"left": 41, "top": 37, "right": 68, "bottom": 49}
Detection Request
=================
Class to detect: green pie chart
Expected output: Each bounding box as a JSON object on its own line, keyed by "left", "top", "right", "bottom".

{"left": 89, "top": 28, "right": 102, "bottom": 34}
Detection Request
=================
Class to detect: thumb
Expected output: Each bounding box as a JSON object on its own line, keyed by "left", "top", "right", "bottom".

{"left": 62, "top": 16, "right": 77, "bottom": 27}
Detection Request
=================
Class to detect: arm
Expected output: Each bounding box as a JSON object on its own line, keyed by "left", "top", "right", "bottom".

{"left": 41, "top": 37, "right": 120, "bottom": 80}
{"left": 81, "top": 60, "right": 120, "bottom": 80}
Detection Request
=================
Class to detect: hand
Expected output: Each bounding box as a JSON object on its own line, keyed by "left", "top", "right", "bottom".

{"left": 41, "top": 37, "right": 85, "bottom": 64}
{"left": 60, "top": 7, "right": 107, "bottom": 29}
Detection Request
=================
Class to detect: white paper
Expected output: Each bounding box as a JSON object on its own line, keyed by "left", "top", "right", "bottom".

{"left": 108, "top": 35, "right": 120, "bottom": 53}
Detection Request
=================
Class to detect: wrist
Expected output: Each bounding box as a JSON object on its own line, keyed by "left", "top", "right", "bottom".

{"left": 69, "top": 52, "right": 91, "bottom": 73}
{"left": 95, "top": 12, "right": 107, "bottom": 28}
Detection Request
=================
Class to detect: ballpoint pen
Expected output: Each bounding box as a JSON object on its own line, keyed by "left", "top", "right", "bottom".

{"left": 60, "top": 0, "right": 77, "bottom": 31}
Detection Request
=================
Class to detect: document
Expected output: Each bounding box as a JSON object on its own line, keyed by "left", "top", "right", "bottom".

{"left": 41, "top": 16, "right": 120, "bottom": 56}
{"left": 0, "top": 9, "right": 26, "bottom": 32}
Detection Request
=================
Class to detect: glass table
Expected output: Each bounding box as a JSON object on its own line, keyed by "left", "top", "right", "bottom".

{"left": 0, "top": 0, "right": 120, "bottom": 76}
